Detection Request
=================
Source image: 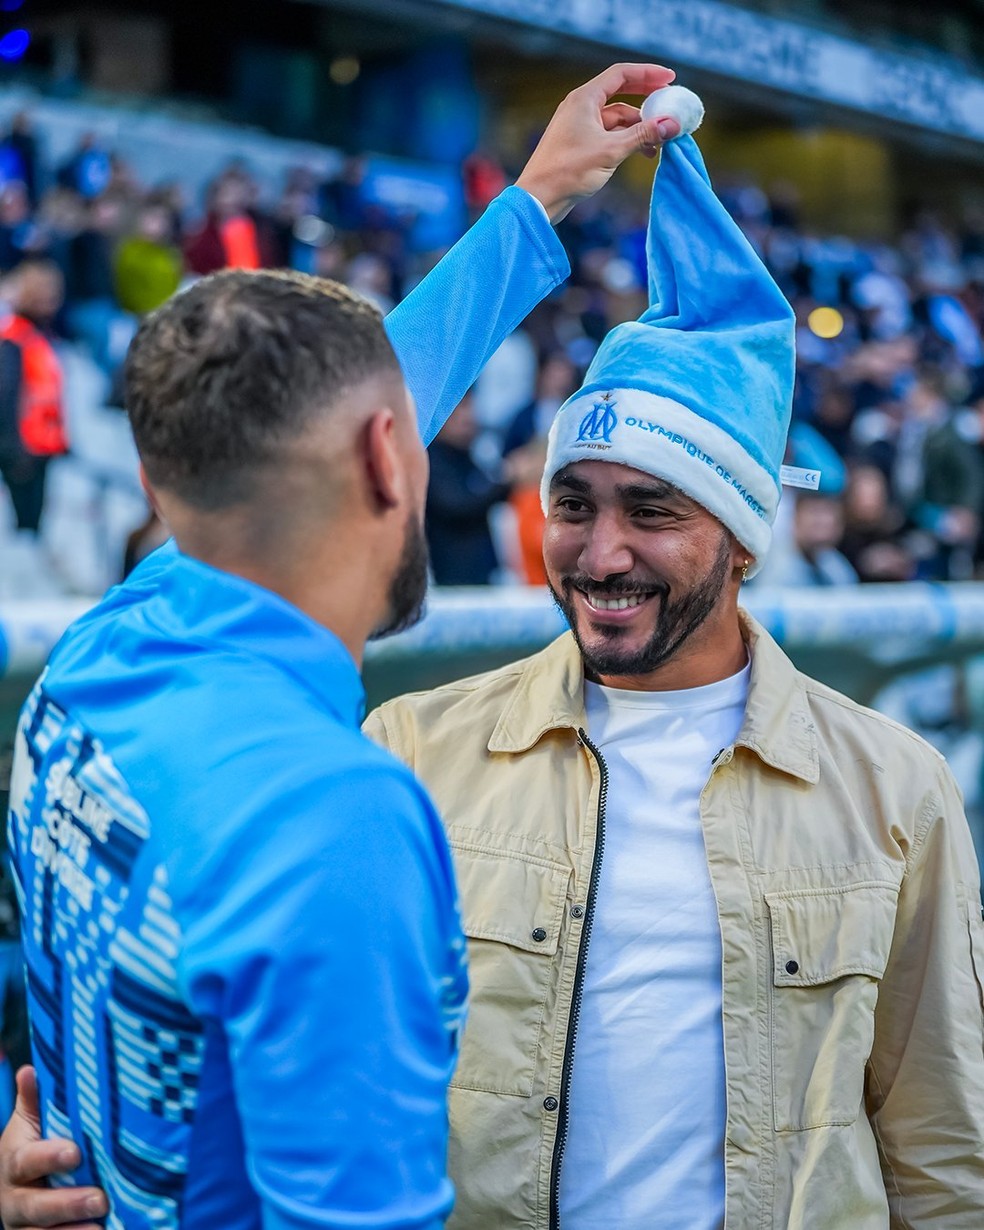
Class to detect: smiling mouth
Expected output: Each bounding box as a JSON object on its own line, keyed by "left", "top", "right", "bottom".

{"left": 581, "top": 591, "right": 656, "bottom": 612}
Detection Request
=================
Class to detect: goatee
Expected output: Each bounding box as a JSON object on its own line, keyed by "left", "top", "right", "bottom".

{"left": 550, "top": 532, "right": 733, "bottom": 677}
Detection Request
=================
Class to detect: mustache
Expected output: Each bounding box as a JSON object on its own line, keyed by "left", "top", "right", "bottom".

{"left": 561, "top": 575, "right": 669, "bottom": 598}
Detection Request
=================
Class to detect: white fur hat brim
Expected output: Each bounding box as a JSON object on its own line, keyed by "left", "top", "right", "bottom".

{"left": 541, "top": 388, "right": 779, "bottom": 575}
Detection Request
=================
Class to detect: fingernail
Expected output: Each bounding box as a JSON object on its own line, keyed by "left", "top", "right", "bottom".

{"left": 85, "top": 1193, "right": 108, "bottom": 1215}
{"left": 56, "top": 1145, "right": 77, "bottom": 1168}
{"left": 656, "top": 120, "right": 676, "bottom": 142}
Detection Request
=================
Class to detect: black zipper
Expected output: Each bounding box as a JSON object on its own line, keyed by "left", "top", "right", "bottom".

{"left": 548, "top": 726, "right": 609, "bottom": 1228}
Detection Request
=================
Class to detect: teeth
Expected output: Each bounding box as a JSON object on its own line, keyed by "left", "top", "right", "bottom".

{"left": 589, "top": 593, "right": 648, "bottom": 610}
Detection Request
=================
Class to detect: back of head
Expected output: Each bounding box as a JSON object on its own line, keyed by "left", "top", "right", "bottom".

{"left": 125, "top": 269, "right": 401, "bottom": 510}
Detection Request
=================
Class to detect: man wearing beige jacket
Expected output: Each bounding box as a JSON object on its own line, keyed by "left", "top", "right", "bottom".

{"left": 361, "top": 126, "right": 984, "bottom": 1229}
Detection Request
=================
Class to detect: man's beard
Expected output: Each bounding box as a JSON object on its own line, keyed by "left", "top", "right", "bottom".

{"left": 549, "top": 532, "right": 734, "bottom": 677}
{"left": 370, "top": 512, "right": 430, "bottom": 640}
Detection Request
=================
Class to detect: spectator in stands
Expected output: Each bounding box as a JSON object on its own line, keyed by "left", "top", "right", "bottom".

{"left": 268, "top": 174, "right": 320, "bottom": 270}
{"left": 184, "top": 168, "right": 276, "bottom": 275}
{"left": 56, "top": 132, "right": 111, "bottom": 200}
{"left": 114, "top": 197, "right": 183, "bottom": 316}
{"left": 501, "top": 351, "right": 579, "bottom": 584}
{"left": 35, "top": 186, "right": 85, "bottom": 286}
{"left": 782, "top": 491, "right": 860, "bottom": 586}
{"left": 809, "top": 377, "right": 856, "bottom": 458}
{"left": 65, "top": 193, "right": 134, "bottom": 372}
{"left": 504, "top": 436, "right": 551, "bottom": 585}
{"left": 840, "top": 463, "right": 915, "bottom": 581}
{"left": 503, "top": 350, "right": 578, "bottom": 458}
{"left": 0, "top": 182, "right": 40, "bottom": 272}
{"left": 426, "top": 390, "right": 508, "bottom": 585}
{"left": 0, "top": 66, "right": 982, "bottom": 597}
{"left": 898, "top": 366, "right": 983, "bottom": 579}
{"left": 463, "top": 149, "right": 507, "bottom": 215}
{"left": 0, "top": 113, "right": 39, "bottom": 206}
{"left": 345, "top": 251, "right": 395, "bottom": 314}
{"left": 0, "top": 260, "right": 68, "bottom": 534}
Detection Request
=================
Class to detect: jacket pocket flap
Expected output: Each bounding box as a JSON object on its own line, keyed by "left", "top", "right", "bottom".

{"left": 453, "top": 845, "right": 568, "bottom": 955}
{"left": 765, "top": 881, "right": 898, "bottom": 987}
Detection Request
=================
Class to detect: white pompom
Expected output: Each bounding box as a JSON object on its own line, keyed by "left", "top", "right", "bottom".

{"left": 640, "top": 85, "right": 704, "bottom": 137}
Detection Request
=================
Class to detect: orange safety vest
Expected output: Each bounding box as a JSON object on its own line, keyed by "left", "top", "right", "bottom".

{"left": 0, "top": 314, "right": 68, "bottom": 456}
{"left": 508, "top": 484, "right": 548, "bottom": 585}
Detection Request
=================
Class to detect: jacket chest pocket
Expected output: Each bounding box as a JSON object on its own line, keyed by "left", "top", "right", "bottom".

{"left": 764, "top": 881, "right": 898, "bottom": 1132}
{"left": 450, "top": 845, "right": 569, "bottom": 1097}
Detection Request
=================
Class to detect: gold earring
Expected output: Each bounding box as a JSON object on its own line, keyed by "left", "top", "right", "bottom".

{"left": 741, "top": 560, "right": 749, "bottom": 583}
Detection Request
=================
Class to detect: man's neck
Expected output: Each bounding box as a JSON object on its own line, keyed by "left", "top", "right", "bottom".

{"left": 169, "top": 520, "right": 379, "bottom": 669}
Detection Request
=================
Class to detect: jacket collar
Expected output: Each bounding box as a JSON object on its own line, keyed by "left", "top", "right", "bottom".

{"left": 735, "top": 610, "right": 819, "bottom": 783}
{"left": 130, "top": 541, "right": 366, "bottom": 729}
{"left": 488, "top": 610, "right": 819, "bottom": 784}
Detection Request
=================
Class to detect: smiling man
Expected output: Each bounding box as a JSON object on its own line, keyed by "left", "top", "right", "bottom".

{"left": 362, "top": 133, "right": 984, "bottom": 1228}
{"left": 546, "top": 466, "right": 741, "bottom": 686}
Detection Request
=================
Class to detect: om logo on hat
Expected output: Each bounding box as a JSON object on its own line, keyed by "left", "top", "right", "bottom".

{"left": 576, "top": 393, "right": 618, "bottom": 444}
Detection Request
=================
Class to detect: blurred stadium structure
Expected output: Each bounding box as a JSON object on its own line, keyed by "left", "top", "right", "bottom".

{"left": 2, "top": 0, "right": 984, "bottom": 859}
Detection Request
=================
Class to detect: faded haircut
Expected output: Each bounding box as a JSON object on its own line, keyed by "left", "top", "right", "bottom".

{"left": 125, "top": 269, "right": 401, "bottom": 508}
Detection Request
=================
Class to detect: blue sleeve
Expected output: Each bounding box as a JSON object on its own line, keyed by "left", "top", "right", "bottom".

{"left": 176, "top": 762, "right": 467, "bottom": 1230}
{"left": 384, "top": 186, "right": 570, "bottom": 445}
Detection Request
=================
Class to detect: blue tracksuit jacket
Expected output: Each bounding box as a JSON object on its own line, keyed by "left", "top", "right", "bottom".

{"left": 7, "top": 186, "right": 568, "bottom": 1228}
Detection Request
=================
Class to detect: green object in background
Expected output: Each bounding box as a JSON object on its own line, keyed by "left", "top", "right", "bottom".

{"left": 114, "top": 238, "right": 183, "bottom": 316}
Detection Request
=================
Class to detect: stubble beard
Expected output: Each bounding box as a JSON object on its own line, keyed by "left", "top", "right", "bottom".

{"left": 369, "top": 512, "right": 430, "bottom": 640}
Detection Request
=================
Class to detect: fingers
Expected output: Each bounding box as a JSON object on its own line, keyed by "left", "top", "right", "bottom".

{"left": 600, "top": 102, "right": 643, "bottom": 132}
{"left": 617, "top": 115, "right": 681, "bottom": 159}
{"left": 581, "top": 62, "right": 675, "bottom": 105}
{"left": 3, "top": 1180, "right": 106, "bottom": 1227}
{"left": 0, "top": 1071, "right": 106, "bottom": 1230}
{"left": 645, "top": 116, "right": 682, "bottom": 144}
{"left": 8, "top": 1139, "right": 81, "bottom": 1187}
{"left": 602, "top": 103, "right": 682, "bottom": 150}
{"left": 13, "top": 1068, "right": 41, "bottom": 1133}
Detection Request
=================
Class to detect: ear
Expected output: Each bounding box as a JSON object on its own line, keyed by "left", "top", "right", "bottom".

{"left": 362, "top": 407, "right": 402, "bottom": 512}
{"left": 728, "top": 534, "right": 752, "bottom": 579}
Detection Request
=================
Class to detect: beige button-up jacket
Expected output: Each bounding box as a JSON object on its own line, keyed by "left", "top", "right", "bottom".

{"left": 364, "top": 614, "right": 984, "bottom": 1228}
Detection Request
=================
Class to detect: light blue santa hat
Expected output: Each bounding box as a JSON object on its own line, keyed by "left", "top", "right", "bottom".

{"left": 541, "top": 134, "right": 795, "bottom": 573}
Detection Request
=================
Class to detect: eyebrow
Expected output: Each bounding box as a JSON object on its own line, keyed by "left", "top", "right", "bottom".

{"left": 550, "top": 471, "right": 591, "bottom": 495}
{"left": 550, "top": 471, "right": 688, "bottom": 506}
{"left": 616, "top": 481, "right": 682, "bottom": 503}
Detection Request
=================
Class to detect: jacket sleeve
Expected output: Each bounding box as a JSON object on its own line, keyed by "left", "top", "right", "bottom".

{"left": 865, "top": 760, "right": 984, "bottom": 1226}
{"left": 362, "top": 705, "right": 405, "bottom": 762}
{"left": 384, "top": 186, "right": 570, "bottom": 447}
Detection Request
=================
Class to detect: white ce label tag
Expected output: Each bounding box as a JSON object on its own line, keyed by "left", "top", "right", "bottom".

{"left": 780, "top": 465, "right": 821, "bottom": 490}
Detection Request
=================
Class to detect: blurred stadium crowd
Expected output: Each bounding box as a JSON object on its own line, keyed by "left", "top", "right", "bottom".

{"left": 2, "top": 107, "right": 984, "bottom": 592}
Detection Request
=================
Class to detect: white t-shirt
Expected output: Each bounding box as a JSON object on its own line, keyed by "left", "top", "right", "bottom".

{"left": 558, "top": 665, "right": 750, "bottom": 1229}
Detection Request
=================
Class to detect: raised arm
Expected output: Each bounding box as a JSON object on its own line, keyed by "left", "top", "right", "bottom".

{"left": 385, "top": 62, "right": 679, "bottom": 445}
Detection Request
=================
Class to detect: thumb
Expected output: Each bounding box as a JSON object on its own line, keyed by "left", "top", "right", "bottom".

{"left": 626, "top": 115, "right": 681, "bottom": 155}
{"left": 14, "top": 1066, "right": 41, "bottom": 1132}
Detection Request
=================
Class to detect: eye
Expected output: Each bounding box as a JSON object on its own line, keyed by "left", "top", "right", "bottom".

{"left": 633, "top": 505, "right": 674, "bottom": 521}
{"left": 555, "top": 496, "right": 591, "bottom": 517}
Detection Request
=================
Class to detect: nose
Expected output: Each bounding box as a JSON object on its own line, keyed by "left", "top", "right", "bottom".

{"left": 577, "top": 512, "right": 634, "bottom": 580}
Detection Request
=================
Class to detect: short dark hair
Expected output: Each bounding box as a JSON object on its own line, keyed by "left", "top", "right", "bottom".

{"left": 125, "top": 269, "right": 401, "bottom": 506}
